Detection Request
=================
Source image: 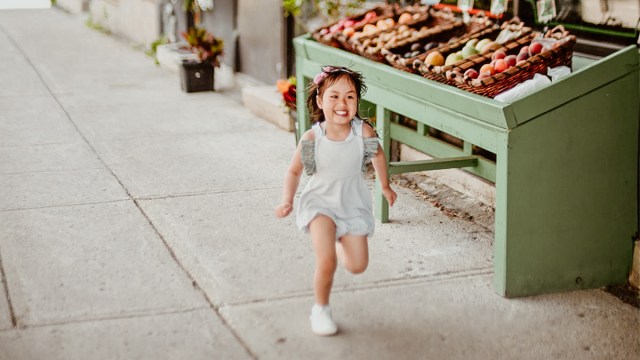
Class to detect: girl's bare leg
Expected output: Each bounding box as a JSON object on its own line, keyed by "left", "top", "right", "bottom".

{"left": 309, "top": 215, "right": 337, "bottom": 306}
{"left": 337, "top": 235, "right": 368, "bottom": 274}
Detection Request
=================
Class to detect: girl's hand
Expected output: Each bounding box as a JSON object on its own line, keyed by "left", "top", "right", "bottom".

{"left": 275, "top": 202, "right": 293, "bottom": 218}
{"left": 382, "top": 187, "right": 397, "bottom": 207}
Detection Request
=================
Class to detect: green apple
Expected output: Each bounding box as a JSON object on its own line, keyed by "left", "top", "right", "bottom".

{"left": 461, "top": 45, "right": 479, "bottom": 58}
{"left": 445, "top": 52, "right": 463, "bottom": 65}
{"left": 475, "top": 38, "right": 492, "bottom": 52}
{"left": 465, "top": 38, "right": 479, "bottom": 49}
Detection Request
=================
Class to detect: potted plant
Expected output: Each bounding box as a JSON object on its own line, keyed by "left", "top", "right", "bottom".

{"left": 276, "top": 75, "right": 298, "bottom": 142}
{"left": 180, "top": 26, "right": 224, "bottom": 92}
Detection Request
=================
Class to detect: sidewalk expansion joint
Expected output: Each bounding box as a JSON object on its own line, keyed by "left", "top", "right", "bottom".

{"left": 134, "top": 199, "right": 258, "bottom": 360}
{"left": 0, "top": 306, "right": 211, "bottom": 332}
{"left": 219, "top": 267, "right": 494, "bottom": 309}
{"left": 0, "top": 199, "right": 131, "bottom": 213}
{"left": 134, "top": 186, "right": 281, "bottom": 201}
{"left": 4, "top": 28, "right": 259, "bottom": 359}
{"left": 0, "top": 167, "right": 107, "bottom": 176}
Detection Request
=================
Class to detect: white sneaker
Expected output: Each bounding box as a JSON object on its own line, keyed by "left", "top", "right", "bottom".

{"left": 310, "top": 304, "right": 338, "bottom": 336}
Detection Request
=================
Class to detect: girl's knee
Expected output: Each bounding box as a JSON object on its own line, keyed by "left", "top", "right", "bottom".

{"left": 345, "top": 259, "right": 368, "bottom": 274}
{"left": 316, "top": 256, "right": 337, "bottom": 275}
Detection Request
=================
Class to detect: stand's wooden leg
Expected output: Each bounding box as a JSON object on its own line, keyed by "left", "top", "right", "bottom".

{"left": 375, "top": 106, "right": 391, "bottom": 223}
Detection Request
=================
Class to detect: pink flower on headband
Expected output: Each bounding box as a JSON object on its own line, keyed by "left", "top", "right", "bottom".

{"left": 313, "top": 71, "right": 328, "bottom": 85}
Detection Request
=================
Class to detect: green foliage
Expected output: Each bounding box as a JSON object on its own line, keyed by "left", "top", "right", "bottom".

{"left": 145, "top": 36, "right": 169, "bottom": 64}
{"left": 85, "top": 16, "right": 111, "bottom": 35}
{"left": 182, "top": 27, "right": 224, "bottom": 67}
{"left": 282, "top": 0, "right": 367, "bottom": 30}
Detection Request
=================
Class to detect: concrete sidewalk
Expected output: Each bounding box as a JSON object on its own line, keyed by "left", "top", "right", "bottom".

{"left": 0, "top": 8, "right": 637, "bottom": 360}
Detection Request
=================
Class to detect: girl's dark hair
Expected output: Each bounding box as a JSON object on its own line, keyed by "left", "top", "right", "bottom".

{"left": 305, "top": 65, "right": 368, "bottom": 124}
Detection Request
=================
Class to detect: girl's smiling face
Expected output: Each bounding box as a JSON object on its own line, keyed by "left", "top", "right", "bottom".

{"left": 317, "top": 75, "right": 358, "bottom": 127}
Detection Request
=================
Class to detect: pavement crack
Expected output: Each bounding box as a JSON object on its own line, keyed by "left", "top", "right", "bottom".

{"left": 0, "top": 244, "right": 17, "bottom": 328}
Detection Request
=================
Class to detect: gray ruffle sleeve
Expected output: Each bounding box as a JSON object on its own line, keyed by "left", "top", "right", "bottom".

{"left": 362, "top": 137, "right": 379, "bottom": 171}
{"left": 300, "top": 140, "right": 316, "bottom": 175}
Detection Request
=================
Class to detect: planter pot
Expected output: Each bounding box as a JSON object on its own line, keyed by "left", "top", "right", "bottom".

{"left": 180, "top": 60, "right": 214, "bottom": 92}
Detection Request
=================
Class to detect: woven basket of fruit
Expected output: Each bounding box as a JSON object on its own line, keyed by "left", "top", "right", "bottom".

{"left": 383, "top": 12, "right": 494, "bottom": 74}
{"left": 335, "top": 6, "right": 431, "bottom": 56}
{"left": 407, "top": 17, "right": 530, "bottom": 75}
{"left": 346, "top": 6, "right": 458, "bottom": 63}
{"left": 311, "top": 4, "right": 395, "bottom": 49}
{"left": 445, "top": 25, "right": 576, "bottom": 98}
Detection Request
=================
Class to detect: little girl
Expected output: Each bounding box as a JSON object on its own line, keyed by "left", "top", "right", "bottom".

{"left": 275, "top": 65, "right": 397, "bottom": 336}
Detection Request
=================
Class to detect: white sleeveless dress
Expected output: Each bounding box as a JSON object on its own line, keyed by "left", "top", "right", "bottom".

{"left": 296, "top": 118, "right": 379, "bottom": 239}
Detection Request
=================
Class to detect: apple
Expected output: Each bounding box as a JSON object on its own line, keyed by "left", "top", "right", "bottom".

{"left": 504, "top": 55, "right": 517, "bottom": 67}
{"left": 475, "top": 38, "right": 492, "bottom": 52}
{"left": 528, "top": 41, "right": 544, "bottom": 56}
{"left": 465, "top": 38, "right": 479, "bottom": 49}
{"left": 425, "top": 51, "right": 445, "bottom": 66}
{"left": 494, "top": 59, "right": 508, "bottom": 73}
{"left": 479, "top": 64, "right": 495, "bottom": 76}
{"left": 481, "top": 42, "right": 501, "bottom": 54}
{"left": 362, "top": 24, "right": 377, "bottom": 34}
{"left": 363, "top": 11, "right": 377, "bottom": 22}
{"left": 343, "top": 27, "right": 355, "bottom": 37}
{"left": 461, "top": 45, "right": 479, "bottom": 59}
{"left": 519, "top": 45, "right": 529, "bottom": 55}
{"left": 478, "top": 72, "right": 491, "bottom": 80}
{"left": 516, "top": 52, "right": 529, "bottom": 62}
{"left": 344, "top": 19, "right": 356, "bottom": 28}
{"left": 464, "top": 68, "right": 479, "bottom": 79}
{"left": 398, "top": 12, "right": 412, "bottom": 24}
{"left": 445, "top": 52, "right": 463, "bottom": 66}
{"left": 492, "top": 50, "right": 506, "bottom": 60}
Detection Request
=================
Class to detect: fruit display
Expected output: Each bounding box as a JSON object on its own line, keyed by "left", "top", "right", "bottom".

{"left": 408, "top": 18, "right": 531, "bottom": 80}
{"left": 310, "top": 6, "right": 575, "bottom": 98}
{"left": 342, "top": 5, "right": 453, "bottom": 62}
{"left": 311, "top": 4, "right": 395, "bottom": 48}
{"left": 381, "top": 11, "right": 500, "bottom": 73}
{"left": 446, "top": 26, "right": 576, "bottom": 97}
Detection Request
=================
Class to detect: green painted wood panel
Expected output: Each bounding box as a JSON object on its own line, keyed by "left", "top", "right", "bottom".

{"left": 389, "top": 156, "right": 478, "bottom": 174}
{"left": 499, "top": 73, "right": 638, "bottom": 297}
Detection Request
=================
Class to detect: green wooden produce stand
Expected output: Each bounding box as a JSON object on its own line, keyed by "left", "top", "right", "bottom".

{"left": 294, "top": 34, "right": 639, "bottom": 297}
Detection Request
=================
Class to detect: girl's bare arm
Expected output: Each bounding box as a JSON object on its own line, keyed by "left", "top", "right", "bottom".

{"left": 363, "top": 125, "right": 397, "bottom": 207}
{"left": 275, "top": 130, "right": 313, "bottom": 217}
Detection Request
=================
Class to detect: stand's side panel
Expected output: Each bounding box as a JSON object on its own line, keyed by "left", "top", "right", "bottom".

{"left": 500, "top": 72, "right": 639, "bottom": 297}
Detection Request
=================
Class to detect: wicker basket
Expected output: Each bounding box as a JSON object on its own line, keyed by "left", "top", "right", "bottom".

{"left": 384, "top": 12, "right": 496, "bottom": 74}
{"left": 335, "top": 6, "right": 432, "bottom": 57}
{"left": 311, "top": 4, "right": 395, "bottom": 49}
{"left": 346, "top": 6, "right": 459, "bottom": 63}
{"left": 446, "top": 26, "right": 576, "bottom": 98}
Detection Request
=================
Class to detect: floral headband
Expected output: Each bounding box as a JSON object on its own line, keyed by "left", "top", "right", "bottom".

{"left": 313, "top": 66, "right": 357, "bottom": 85}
